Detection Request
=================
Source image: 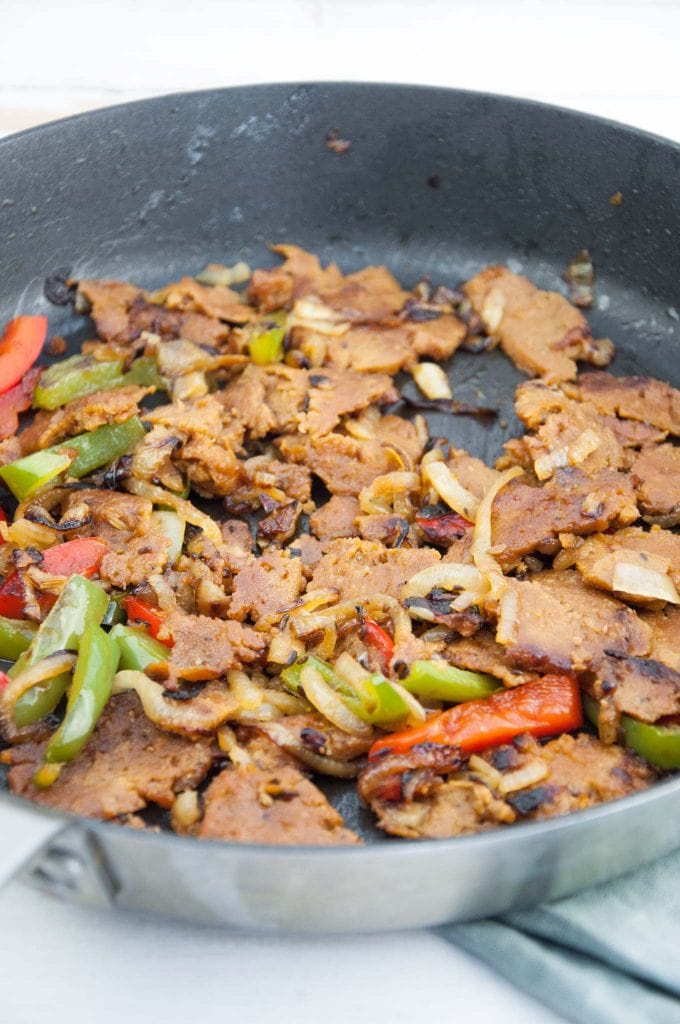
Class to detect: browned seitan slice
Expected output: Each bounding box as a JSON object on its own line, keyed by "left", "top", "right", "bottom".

{"left": 463, "top": 267, "right": 612, "bottom": 383}
{"left": 309, "top": 537, "right": 439, "bottom": 603}
{"left": 490, "top": 468, "right": 639, "bottom": 571}
{"left": 361, "top": 733, "right": 654, "bottom": 839}
{"left": 159, "top": 611, "right": 265, "bottom": 680}
{"left": 630, "top": 444, "right": 680, "bottom": 525}
{"left": 496, "top": 570, "right": 651, "bottom": 672}
{"left": 574, "top": 527, "right": 680, "bottom": 606}
{"left": 197, "top": 733, "right": 360, "bottom": 845}
{"left": 1, "top": 693, "right": 214, "bottom": 818}
{"left": 578, "top": 373, "right": 680, "bottom": 436}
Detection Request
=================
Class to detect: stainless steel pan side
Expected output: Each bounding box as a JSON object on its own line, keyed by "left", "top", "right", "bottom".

{"left": 1, "top": 83, "right": 679, "bottom": 931}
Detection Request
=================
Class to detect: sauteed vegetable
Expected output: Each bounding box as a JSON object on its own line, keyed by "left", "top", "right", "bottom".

{"left": 0, "top": 246, "right": 677, "bottom": 845}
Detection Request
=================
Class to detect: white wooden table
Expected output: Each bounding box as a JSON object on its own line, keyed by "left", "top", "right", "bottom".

{"left": 1, "top": 2, "right": 677, "bottom": 1021}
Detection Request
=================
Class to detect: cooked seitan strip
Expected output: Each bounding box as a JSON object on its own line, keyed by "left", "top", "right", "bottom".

{"left": 175, "top": 435, "right": 242, "bottom": 498}
{"left": 356, "top": 513, "right": 412, "bottom": 547}
{"left": 265, "top": 711, "right": 373, "bottom": 762}
{"left": 491, "top": 467, "right": 639, "bottom": 571}
{"left": 322, "top": 325, "right": 415, "bottom": 374}
{"left": 447, "top": 449, "right": 499, "bottom": 499}
{"left": 310, "top": 538, "right": 439, "bottom": 602}
{"left": 229, "top": 548, "right": 304, "bottom": 623}
{"left": 586, "top": 653, "right": 680, "bottom": 725}
{"left": 77, "top": 280, "right": 230, "bottom": 347}
{"left": 221, "top": 364, "right": 397, "bottom": 440}
{"left": 247, "top": 265, "right": 295, "bottom": 312}
{"left": 220, "top": 519, "right": 255, "bottom": 572}
{"left": 299, "top": 368, "right": 398, "bottom": 437}
{"left": 630, "top": 444, "right": 680, "bottom": 524}
{"left": 269, "top": 244, "right": 344, "bottom": 300}
{"left": 2, "top": 692, "right": 214, "bottom": 818}
{"left": 578, "top": 373, "right": 680, "bottom": 436}
{"left": 642, "top": 608, "right": 680, "bottom": 672}
{"left": 445, "top": 630, "right": 539, "bottom": 687}
{"left": 463, "top": 267, "right": 612, "bottom": 383}
{"left": 18, "top": 385, "right": 150, "bottom": 454}
{"left": 277, "top": 414, "right": 424, "bottom": 497}
{"left": 224, "top": 457, "right": 312, "bottom": 512}
{"left": 575, "top": 527, "right": 680, "bottom": 605}
{"left": 197, "top": 733, "right": 359, "bottom": 845}
{"left": 363, "top": 732, "right": 654, "bottom": 838}
{"left": 309, "top": 494, "right": 360, "bottom": 539}
{"left": 99, "top": 533, "right": 171, "bottom": 588}
{"left": 320, "top": 264, "right": 409, "bottom": 323}
{"left": 144, "top": 393, "right": 242, "bottom": 443}
{"left": 160, "top": 611, "right": 265, "bottom": 680}
{"left": 407, "top": 314, "right": 467, "bottom": 361}
{"left": 156, "top": 276, "right": 252, "bottom": 323}
{"left": 61, "top": 489, "right": 152, "bottom": 551}
{"left": 288, "top": 533, "right": 325, "bottom": 572}
{"left": 522, "top": 406, "right": 624, "bottom": 481}
{"left": 514, "top": 380, "right": 667, "bottom": 448}
{"left": 496, "top": 570, "right": 651, "bottom": 672}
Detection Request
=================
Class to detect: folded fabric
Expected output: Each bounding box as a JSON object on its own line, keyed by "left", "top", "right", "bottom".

{"left": 440, "top": 849, "right": 680, "bottom": 1024}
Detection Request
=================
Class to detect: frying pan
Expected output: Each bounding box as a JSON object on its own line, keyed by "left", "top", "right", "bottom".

{"left": 0, "top": 83, "right": 679, "bottom": 932}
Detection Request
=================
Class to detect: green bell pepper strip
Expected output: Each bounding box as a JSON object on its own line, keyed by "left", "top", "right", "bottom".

{"left": 0, "top": 449, "right": 72, "bottom": 501}
{"left": 44, "top": 625, "right": 119, "bottom": 764}
{"left": 584, "top": 694, "right": 680, "bottom": 771}
{"left": 122, "top": 356, "right": 165, "bottom": 389}
{"left": 49, "top": 415, "right": 146, "bottom": 478}
{"left": 248, "top": 311, "right": 286, "bottom": 365}
{"left": 402, "top": 660, "right": 500, "bottom": 703}
{"left": 0, "top": 616, "right": 37, "bottom": 661}
{"left": 349, "top": 673, "right": 411, "bottom": 727}
{"left": 11, "top": 575, "right": 108, "bottom": 728}
{"left": 109, "top": 623, "right": 171, "bottom": 672}
{"left": 33, "top": 354, "right": 124, "bottom": 410}
{"left": 281, "top": 654, "right": 345, "bottom": 695}
{"left": 281, "top": 654, "right": 411, "bottom": 727}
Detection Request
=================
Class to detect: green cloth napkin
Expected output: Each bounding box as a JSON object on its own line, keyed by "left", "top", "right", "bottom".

{"left": 440, "top": 849, "right": 680, "bottom": 1024}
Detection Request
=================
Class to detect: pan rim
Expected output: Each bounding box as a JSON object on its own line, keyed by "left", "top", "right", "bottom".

{"left": 1, "top": 80, "right": 679, "bottom": 861}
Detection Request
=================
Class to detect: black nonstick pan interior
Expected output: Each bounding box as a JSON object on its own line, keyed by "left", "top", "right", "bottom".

{"left": 1, "top": 82, "right": 678, "bottom": 843}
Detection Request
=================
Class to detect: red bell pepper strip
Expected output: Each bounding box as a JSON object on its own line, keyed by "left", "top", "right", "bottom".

{"left": 0, "top": 367, "right": 43, "bottom": 440}
{"left": 369, "top": 674, "right": 583, "bottom": 760}
{"left": 0, "top": 538, "right": 107, "bottom": 619}
{"left": 0, "top": 316, "right": 48, "bottom": 397}
{"left": 362, "top": 617, "right": 395, "bottom": 674}
{"left": 415, "top": 509, "right": 472, "bottom": 545}
{"left": 0, "top": 670, "right": 10, "bottom": 692}
{"left": 123, "top": 595, "right": 173, "bottom": 645}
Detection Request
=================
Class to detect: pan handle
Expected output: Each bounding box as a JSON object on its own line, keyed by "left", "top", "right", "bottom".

{"left": 0, "top": 799, "right": 66, "bottom": 889}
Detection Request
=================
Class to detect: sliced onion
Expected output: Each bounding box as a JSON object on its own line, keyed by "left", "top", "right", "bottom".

{"left": 289, "top": 298, "right": 350, "bottom": 336}
{"left": 300, "top": 665, "right": 373, "bottom": 737}
{"left": 227, "top": 669, "right": 264, "bottom": 711}
{"left": 611, "top": 559, "right": 680, "bottom": 605}
{"left": 171, "top": 790, "right": 201, "bottom": 831}
{"left": 150, "top": 510, "right": 185, "bottom": 565}
{"left": 468, "top": 754, "right": 504, "bottom": 789}
{"left": 389, "top": 681, "right": 427, "bottom": 726}
{"left": 359, "top": 471, "right": 420, "bottom": 515}
{"left": 0, "top": 651, "right": 76, "bottom": 714}
{"left": 334, "top": 652, "right": 371, "bottom": 689}
{"left": 497, "top": 760, "right": 549, "bottom": 794}
{"left": 196, "top": 261, "right": 251, "bottom": 286}
{"left": 264, "top": 690, "right": 310, "bottom": 715}
{"left": 471, "top": 466, "right": 523, "bottom": 590}
{"left": 402, "top": 562, "right": 486, "bottom": 600}
{"left": 411, "top": 362, "right": 452, "bottom": 400}
{"left": 112, "top": 671, "right": 237, "bottom": 734}
{"left": 422, "top": 462, "right": 480, "bottom": 521}
{"left": 125, "top": 478, "right": 222, "bottom": 544}
{"left": 217, "top": 724, "right": 253, "bottom": 767}
{"left": 6, "top": 518, "right": 59, "bottom": 550}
